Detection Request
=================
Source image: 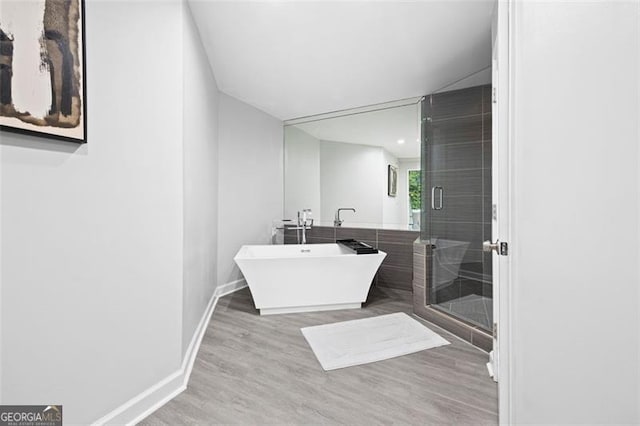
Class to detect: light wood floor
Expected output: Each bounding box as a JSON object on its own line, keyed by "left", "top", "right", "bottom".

{"left": 142, "top": 286, "right": 498, "bottom": 425}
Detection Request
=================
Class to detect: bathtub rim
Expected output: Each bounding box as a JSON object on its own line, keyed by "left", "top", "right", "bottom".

{"left": 234, "top": 243, "right": 386, "bottom": 261}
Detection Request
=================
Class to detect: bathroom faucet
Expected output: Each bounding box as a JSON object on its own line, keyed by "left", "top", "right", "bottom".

{"left": 334, "top": 208, "right": 356, "bottom": 227}
{"left": 296, "top": 209, "right": 313, "bottom": 244}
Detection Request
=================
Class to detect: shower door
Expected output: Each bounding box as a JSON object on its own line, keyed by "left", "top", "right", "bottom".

{"left": 421, "top": 86, "right": 493, "bottom": 331}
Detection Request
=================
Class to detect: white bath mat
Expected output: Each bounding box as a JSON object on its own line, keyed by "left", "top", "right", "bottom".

{"left": 301, "top": 312, "right": 450, "bottom": 371}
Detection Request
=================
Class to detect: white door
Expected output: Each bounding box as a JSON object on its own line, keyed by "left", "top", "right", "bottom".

{"left": 490, "top": 1, "right": 512, "bottom": 423}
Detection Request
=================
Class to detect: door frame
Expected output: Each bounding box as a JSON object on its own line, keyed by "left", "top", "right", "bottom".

{"left": 493, "top": 0, "right": 515, "bottom": 424}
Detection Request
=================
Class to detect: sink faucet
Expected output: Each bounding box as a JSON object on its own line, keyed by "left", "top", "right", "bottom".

{"left": 334, "top": 208, "right": 356, "bottom": 227}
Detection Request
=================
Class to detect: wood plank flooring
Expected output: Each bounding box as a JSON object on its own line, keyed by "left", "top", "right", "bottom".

{"left": 141, "top": 286, "right": 498, "bottom": 425}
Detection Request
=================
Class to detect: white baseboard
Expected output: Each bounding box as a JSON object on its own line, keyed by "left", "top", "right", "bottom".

{"left": 92, "top": 280, "right": 247, "bottom": 426}
{"left": 215, "top": 278, "right": 248, "bottom": 298}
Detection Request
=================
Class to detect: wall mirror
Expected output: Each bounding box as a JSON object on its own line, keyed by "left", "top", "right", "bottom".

{"left": 284, "top": 98, "right": 422, "bottom": 230}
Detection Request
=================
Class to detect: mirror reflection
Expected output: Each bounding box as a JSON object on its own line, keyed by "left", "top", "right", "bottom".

{"left": 284, "top": 99, "right": 422, "bottom": 230}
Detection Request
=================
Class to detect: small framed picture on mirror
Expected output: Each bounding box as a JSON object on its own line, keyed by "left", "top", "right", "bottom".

{"left": 387, "top": 164, "right": 397, "bottom": 197}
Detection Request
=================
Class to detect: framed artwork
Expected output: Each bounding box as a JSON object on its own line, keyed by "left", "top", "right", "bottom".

{"left": 0, "top": 0, "right": 87, "bottom": 143}
{"left": 387, "top": 164, "right": 397, "bottom": 197}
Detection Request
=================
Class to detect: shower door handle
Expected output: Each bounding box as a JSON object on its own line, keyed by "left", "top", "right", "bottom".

{"left": 483, "top": 240, "right": 499, "bottom": 253}
{"left": 431, "top": 186, "right": 444, "bottom": 210}
{"left": 484, "top": 240, "right": 509, "bottom": 256}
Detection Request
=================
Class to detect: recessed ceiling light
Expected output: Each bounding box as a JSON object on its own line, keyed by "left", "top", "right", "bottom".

{"left": 397, "top": 139, "right": 405, "bottom": 145}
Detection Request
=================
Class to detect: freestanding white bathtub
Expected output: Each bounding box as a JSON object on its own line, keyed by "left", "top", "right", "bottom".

{"left": 234, "top": 243, "right": 387, "bottom": 315}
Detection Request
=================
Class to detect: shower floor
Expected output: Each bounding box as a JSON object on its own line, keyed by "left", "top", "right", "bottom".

{"left": 436, "top": 294, "right": 493, "bottom": 330}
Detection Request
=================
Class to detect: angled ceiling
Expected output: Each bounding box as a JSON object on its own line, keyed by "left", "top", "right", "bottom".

{"left": 188, "top": 1, "right": 494, "bottom": 121}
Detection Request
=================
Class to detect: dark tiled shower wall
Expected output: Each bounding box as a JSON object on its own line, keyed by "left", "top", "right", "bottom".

{"left": 413, "top": 240, "right": 492, "bottom": 352}
{"left": 284, "top": 226, "right": 419, "bottom": 291}
{"left": 415, "top": 84, "right": 493, "bottom": 352}
{"left": 423, "top": 84, "right": 493, "bottom": 289}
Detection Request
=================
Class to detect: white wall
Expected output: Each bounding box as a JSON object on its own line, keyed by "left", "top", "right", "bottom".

{"left": 381, "top": 149, "right": 401, "bottom": 226}
{"left": 217, "top": 94, "right": 283, "bottom": 285}
{"left": 0, "top": 1, "right": 184, "bottom": 423}
{"left": 284, "top": 126, "right": 321, "bottom": 222}
{"left": 319, "top": 141, "right": 383, "bottom": 226}
{"left": 510, "top": 2, "right": 639, "bottom": 423}
{"left": 285, "top": 136, "right": 411, "bottom": 227}
{"left": 181, "top": 3, "right": 220, "bottom": 356}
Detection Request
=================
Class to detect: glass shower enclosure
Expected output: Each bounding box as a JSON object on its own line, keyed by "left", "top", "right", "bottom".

{"left": 420, "top": 85, "right": 493, "bottom": 331}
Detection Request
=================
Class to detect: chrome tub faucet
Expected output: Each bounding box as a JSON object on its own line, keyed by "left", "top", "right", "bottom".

{"left": 292, "top": 209, "right": 313, "bottom": 244}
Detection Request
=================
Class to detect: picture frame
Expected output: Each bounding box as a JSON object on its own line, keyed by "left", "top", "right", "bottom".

{"left": 0, "top": 0, "right": 87, "bottom": 144}
{"left": 387, "top": 164, "right": 398, "bottom": 197}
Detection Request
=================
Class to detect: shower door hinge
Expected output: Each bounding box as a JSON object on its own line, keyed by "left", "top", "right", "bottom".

{"left": 493, "top": 322, "right": 498, "bottom": 338}
{"left": 492, "top": 88, "right": 497, "bottom": 104}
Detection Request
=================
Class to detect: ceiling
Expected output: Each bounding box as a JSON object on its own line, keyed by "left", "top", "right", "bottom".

{"left": 188, "top": 0, "right": 494, "bottom": 121}
{"left": 290, "top": 100, "right": 422, "bottom": 159}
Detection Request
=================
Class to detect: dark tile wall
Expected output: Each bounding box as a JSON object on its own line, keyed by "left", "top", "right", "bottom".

{"left": 415, "top": 84, "right": 494, "bottom": 352}
{"left": 284, "top": 226, "right": 336, "bottom": 245}
{"left": 413, "top": 240, "right": 492, "bottom": 352}
{"left": 422, "top": 85, "right": 493, "bottom": 287}
{"left": 284, "top": 226, "right": 419, "bottom": 291}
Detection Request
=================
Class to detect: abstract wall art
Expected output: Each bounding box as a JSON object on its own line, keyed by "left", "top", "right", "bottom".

{"left": 0, "top": 0, "right": 86, "bottom": 143}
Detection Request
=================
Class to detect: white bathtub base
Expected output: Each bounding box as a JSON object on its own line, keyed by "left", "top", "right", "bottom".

{"left": 260, "top": 302, "right": 362, "bottom": 316}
